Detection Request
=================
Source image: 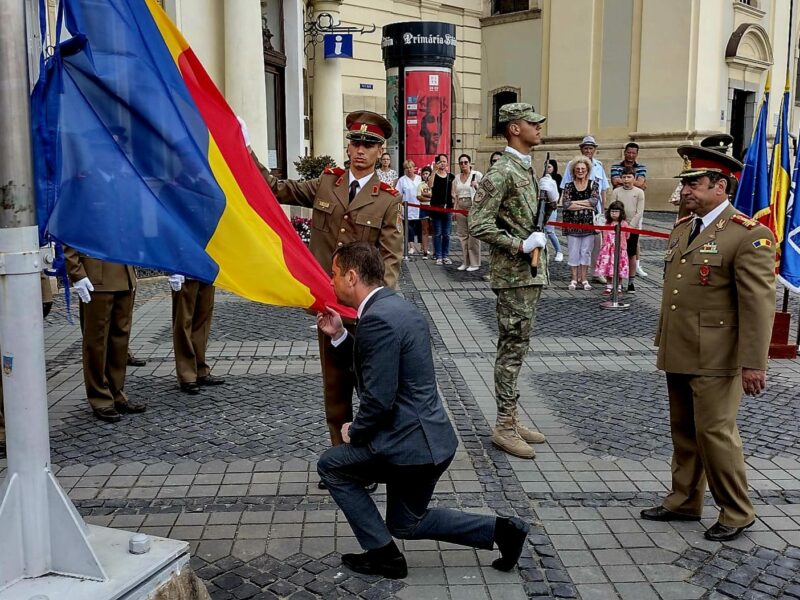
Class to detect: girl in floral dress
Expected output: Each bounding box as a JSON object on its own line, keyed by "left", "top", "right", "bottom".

{"left": 594, "top": 201, "right": 629, "bottom": 294}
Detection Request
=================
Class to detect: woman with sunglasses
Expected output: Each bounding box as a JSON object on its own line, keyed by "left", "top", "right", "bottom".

{"left": 453, "top": 154, "right": 482, "bottom": 271}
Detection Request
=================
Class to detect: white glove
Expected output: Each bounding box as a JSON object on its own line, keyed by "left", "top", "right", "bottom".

{"left": 74, "top": 277, "right": 94, "bottom": 303}
{"left": 539, "top": 174, "right": 559, "bottom": 203}
{"left": 522, "top": 231, "right": 547, "bottom": 253}
{"left": 168, "top": 274, "right": 185, "bottom": 292}
{"left": 236, "top": 115, "right": 251, "bottom": 147}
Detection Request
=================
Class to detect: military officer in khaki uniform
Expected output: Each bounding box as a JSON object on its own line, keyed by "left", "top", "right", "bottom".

{"left": 641, "top": 146, "right": 776, "bottom": 542}
{"left": 469, "top": 103, "right": 552, "bottom": 459}
{"left": 168, "top": 274, "right": 224, "bottom": 394}
{"left": 65, "top": 249, "right": 147, "bottom": 422}
{"left": 254, "top": 111, "right": 403, "bottom": 448}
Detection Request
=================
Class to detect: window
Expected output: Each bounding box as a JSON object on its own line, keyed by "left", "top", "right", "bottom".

{"left": 492, "top": 0, "right": 528, "bottom": 15}
{"left": 492, "top": 90, "right": 518, "bottom": 136}
{"left": 262, "top": 0, "right": 287, "bottom": 178}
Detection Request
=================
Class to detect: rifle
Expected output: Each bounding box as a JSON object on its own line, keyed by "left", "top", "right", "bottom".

{"left": 530, "top": 152, "right": 551, "bottom": 277}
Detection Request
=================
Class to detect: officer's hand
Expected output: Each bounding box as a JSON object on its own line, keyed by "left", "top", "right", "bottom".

{"left": 522, "top": 231, "right": 547, "bottom": 253}
{"left": 742, "top": 368, "right": 766, "bottom": 396}
{"left": 74, "top": 277, "right": 94, "bottom": 303}
{"left": 316, "top": 306, "right": 345, "bottom": 339}
{"left": 341, "top": 422, "right": 351, "bottom": 444}
{"left": 168, "top": 274, "right": 185, "bottom": 292}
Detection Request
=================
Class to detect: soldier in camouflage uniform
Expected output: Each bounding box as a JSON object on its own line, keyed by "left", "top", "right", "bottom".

{"left": 469, "top": 103, "right": 553, "bottom": 459}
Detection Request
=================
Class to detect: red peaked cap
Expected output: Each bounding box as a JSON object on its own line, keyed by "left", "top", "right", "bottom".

{"left": 345, "top": 111, "right": 393, "bottom": 144}
{"left": 675, "top": 145, "right": 743, "bottom": 181}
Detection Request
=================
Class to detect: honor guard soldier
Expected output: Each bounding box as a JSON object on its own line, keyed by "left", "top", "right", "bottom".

{"left": 641, "top": 145, "right": 776, "bottom": 541}
{"left": 469, "top": 103, "right": 551, "bottom": 459}
{"left": 65, "top": 250, "right": 147, "bottom": 422}
{"left": 169, "top": 274, "right": 225, "bottom": 394}
{"left": 254, "top": 111, "right": 403, "bottom": 450}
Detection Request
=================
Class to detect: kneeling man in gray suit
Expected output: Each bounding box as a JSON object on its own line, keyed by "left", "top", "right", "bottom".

{"left": 316, "top": 242, "right": 529, "bottom": 579}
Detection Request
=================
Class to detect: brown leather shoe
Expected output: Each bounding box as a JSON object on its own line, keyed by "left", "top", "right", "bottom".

{"left": 126, "top": 355, "right": 147, "bottom": 367}
{"left": 93, "top": 407, "right": 122, "bottom": 423}
{"left": 640, "top": 506, "right": 701, "bottom": 522}
{"left": 197, "top": 374, "right": 226, "bottom": 386}
{"left": 115, "top": 400, "right": 147, "bottom": 414}
{"left": 180, "top": 382, "right": 200, "bottom": 395}
{"left": 704, "top": 520, "right": 754, "bottom": 542}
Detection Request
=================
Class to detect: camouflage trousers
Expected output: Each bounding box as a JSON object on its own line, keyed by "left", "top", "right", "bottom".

{"left": 494, "top": 285, "right": 542, "bottom": 420}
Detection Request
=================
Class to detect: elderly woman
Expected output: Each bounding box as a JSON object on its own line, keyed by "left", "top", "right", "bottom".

{"left": 561, "top": 156, "right": 600, "bottom": 290}
{"left": 395, "top": 160, "right": 423, "bottom": 254}
{"left": 452, "top": 154, "right": 482, "bottom": 271}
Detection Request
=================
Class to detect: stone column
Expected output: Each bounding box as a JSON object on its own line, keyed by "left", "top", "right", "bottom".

{"left": 311, "top": 0, "right": 344, "bottom": 165}
{"left": 224, "top": 0, "right": 269, "bottom": 158}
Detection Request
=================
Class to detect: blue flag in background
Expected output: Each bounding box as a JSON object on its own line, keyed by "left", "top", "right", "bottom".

{"left": 734, "top": 81, "right": 770, "bottom": 218}
{"left": 779, "top": 133, "right": 800, "bottom": 292}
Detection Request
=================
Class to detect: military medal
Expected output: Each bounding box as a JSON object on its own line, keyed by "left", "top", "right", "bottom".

{"left": 700, "top": 241, "right": 718, "bottom": 254}
{"left": 699, "top": 265, "right": 710, "bottom": 286}
{"left": 318, "top": 201, "right": 331, "bottom": 209}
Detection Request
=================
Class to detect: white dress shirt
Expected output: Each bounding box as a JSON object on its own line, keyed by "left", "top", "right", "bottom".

{"left": 348, "top": 170, "right": 376, "bottom": 197}
{"left": 694, "top": 200, "right": 730, "bottom": 235}
{"left": 330, "top": 286, "right": 385, "bottom": 347}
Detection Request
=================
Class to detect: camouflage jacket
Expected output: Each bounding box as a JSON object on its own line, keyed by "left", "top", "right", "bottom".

{"left": 469, "top": 151, "right": 549, "bottom": 288}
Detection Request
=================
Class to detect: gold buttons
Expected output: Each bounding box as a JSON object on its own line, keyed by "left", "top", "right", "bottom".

{"left": 340, "top": 228, "right": 346, "bottom": 233}
{"left": 677, "top": 274, "right": 682, "bottom": 279}
{"left": 680, "top": 259, "right": 686, "bottom": 264}
{"left": 344, "top": 215, "right": 349, "bottom": 220}
{"left": 673, "top": 290, "right": 678, "bottom": 295}
{"left": 367, "top": 220, "right": 372, "bottom": 225}
{"left": 337, "top": 242, "right": 343, "bottom": 247}
{"left": 703, "top": 259, "right": 709, "bottom": 264}
{"left": 670, "top": 305, "right": 677, "bottom": 310}
{"left": 719, "top": 320, "right": 724, "bottom": 325}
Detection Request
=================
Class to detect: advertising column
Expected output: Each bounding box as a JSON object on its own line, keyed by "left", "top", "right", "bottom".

{"left": 382, "top": 23, "right": 456, "bottom": 171}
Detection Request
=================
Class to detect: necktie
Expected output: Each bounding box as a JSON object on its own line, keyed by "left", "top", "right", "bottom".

{"left": 349, "top": 180, "right": 359, "bottom": 203}
{"left": 687, "top": 218, "right": 702, "bottom": 244}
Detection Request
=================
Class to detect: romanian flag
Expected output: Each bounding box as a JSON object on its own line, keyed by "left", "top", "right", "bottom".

{"left": 734, "top": 76, "right": 770, "bottom": 220}
{"left": 765, "top": 80, "right": 792, "bottom": 264}
{"left": 32, "top": 0, "right": 353, "bottom": 316}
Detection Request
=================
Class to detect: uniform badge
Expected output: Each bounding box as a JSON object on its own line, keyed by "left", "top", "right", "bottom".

{"left": 700, "top": 241, "right": 718, "bottom": 254}
{"left": 480, "top": 178, "right": 498, "bottom": 195}
{"left": 715, "top": 219, "right": 726, "bottom": 231}
{"left": 318, "top": 201, "right": 331, "bottom": 209}
{"left": 335, "top": 176, "right": 344, "bottom": 186}
{"left": 699, "top": 265, "right": 710, "bottom": 286}
{"left": 753, "top": 238, "right": 773, "bottom": 248}
{"left": 372, "top": 185, "right": 379, "bottom": 195}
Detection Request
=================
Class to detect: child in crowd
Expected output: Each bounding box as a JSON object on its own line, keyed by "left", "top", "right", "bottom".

{"left": 610, "top": 166, "right": 645, "bottom": 292}
{"left": 594, "top": 201, "right": 629, "bottom": 295}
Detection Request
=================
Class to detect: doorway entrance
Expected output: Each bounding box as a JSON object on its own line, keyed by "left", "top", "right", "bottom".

{"left": 730, "top": 88, "right": 756, "bottom": 161}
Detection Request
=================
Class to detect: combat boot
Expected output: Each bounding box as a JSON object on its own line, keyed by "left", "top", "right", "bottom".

{"left": 512, "top": 412, "right": 546, "bottom": 444}
{"left": 492, "top": 418, "right": 535, "bottom": 459}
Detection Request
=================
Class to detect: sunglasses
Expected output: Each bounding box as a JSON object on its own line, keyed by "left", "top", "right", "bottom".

{"left": 459, "top": 160, "right": 469, "bottom": 165}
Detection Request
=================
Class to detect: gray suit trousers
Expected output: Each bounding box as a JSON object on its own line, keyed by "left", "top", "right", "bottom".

{"left": 317, "top": 444, "right": 496, "bottom": 551}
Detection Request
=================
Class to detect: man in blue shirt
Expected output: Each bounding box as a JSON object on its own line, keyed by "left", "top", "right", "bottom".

{"left": 610, "top": 142, "right": 647, "bottom": 189}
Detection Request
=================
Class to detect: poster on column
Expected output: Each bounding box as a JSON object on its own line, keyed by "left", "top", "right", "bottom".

{"left": 385, "top": 70, "right": 400, "bottom": 172}
{"left": 404, "top": 68, "right": 451, "bottom": 170}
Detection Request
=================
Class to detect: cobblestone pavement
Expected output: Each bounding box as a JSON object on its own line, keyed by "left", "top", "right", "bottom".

{"left": 2, "top": 213, "right": 800, "bottom": 599}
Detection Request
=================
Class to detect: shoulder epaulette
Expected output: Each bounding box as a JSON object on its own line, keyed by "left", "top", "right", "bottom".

{"left": 322, "top": 166, "right": 346, "bottom": 176}
{"left": 379, "top": 181, "right": 399, "bottom": 196}
{"left": 674, "top": 215, "right": 693, "bottom": 227}
{"left": 731, "top": 213, "right": 759, "bottom": 229}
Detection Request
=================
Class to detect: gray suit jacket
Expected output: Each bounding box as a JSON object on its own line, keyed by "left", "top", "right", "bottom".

{"left": 342, "top": 288, "right": 457, "bottom": 466}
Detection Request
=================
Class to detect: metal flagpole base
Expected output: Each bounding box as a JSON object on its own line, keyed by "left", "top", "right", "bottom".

{"left": 0, "top": 525, "right": 190, "bottom": 600}
{"left": 600, "top": 300, "right": 630, "bottom": 310}
{"left": 0, "top": 469, "right": 106, "bottom": 586}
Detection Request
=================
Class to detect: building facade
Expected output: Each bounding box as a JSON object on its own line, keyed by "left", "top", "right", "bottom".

{"left": 480, "top": 0, "right": 800, "bottom": 209}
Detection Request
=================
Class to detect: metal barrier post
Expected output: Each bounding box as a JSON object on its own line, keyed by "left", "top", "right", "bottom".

{"left": 403, "top": 200, "right": 409, "bottom": 261}
{"left": 601, "top": 221, "right": 630, "bottom": 310}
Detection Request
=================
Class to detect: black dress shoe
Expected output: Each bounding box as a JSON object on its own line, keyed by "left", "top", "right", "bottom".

{"left": 640, "top": 506, "right": 701, "bottom": 522}
{"left": 127, "top": 355, "right": 147, "bottom": 367}
{"left": 197, "top": 374, "right": 225, "bottom": 386}
{"left": 115, "top": 400, "right": 147, "bottom": 414}
{"left": 342, "top": 542, "right": 407, "bottom": 579}
{"left": 317, "top": 480, "right": 327, "bottom": 490}
{"left": 93, "top": 407, "right": 122, "bottom": 423}
{"left": 365, "top": 482, "right": 378, "bottom": 494}
{"left": 180, "top": 382, "right": 200, "bottom": 395}
{"left": 704, "top": 520, "right": 754, "bottom": 542}
{"left": 493, "top": 516, "right": 530, "bottom": 571}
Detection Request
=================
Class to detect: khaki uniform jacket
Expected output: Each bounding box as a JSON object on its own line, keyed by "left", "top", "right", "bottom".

{"left": 469, "top": 151, "right": 549, "bottom": 288}
{"left": 64, "top": 248, "right": 136, "bottom": 292}
{"left": 655, "top": 203, "right": 776, "bottom": 376}
{"left": 256, "top": 159, "right": 403, "bottom": 289}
